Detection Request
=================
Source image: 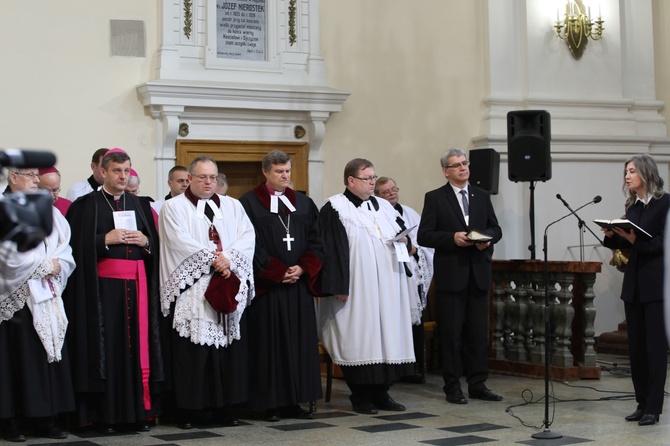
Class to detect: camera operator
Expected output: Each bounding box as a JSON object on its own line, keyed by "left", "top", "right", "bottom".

{"left": 0, "top": 167, "right": 76, "bottom": 441}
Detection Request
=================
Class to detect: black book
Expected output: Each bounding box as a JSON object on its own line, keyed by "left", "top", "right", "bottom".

{"left": 593, "top": 218, "right": 652, "bottom": 238}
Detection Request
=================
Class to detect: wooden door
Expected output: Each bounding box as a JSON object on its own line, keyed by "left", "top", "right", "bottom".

{"left": 175, "top": 140, "right": 309, "bottom": 199}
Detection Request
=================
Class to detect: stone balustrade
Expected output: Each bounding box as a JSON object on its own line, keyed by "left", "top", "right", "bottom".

{"left": 488, "top": 260, "right": 602, "bottom": 381}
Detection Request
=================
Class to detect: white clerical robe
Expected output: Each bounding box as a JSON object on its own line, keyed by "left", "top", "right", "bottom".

{"left": 0, "top": 207, "right": 75, "bottom": 362}
{"left": 159, "top": 193, "right": 255, "bottom": 348}
{"left": 398, "top": 203, "right": 435, "bottom": 325}
{"left": 318, "top": 194, "right": 415, "bottom": 366}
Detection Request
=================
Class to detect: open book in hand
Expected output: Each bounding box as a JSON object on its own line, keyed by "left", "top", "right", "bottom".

{"left": 593, "top": 218, "right": 652, "bottom": 238}
{"left": 466, "top": 230, "right": 493, "bottom": 243}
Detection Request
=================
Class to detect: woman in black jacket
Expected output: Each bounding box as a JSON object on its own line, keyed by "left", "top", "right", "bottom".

{"left": 603, "top": 153, "right": 669, "bottom": 426}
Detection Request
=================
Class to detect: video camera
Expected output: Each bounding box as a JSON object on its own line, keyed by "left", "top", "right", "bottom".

{"left": 1, "top": 149, "right": 57, "bottom": 252}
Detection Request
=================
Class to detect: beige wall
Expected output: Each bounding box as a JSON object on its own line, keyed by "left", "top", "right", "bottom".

{"left": 2, "top": 1, "right": 668, "bottom": 206}
{"left": 0, "top": 2, "right": 158, "bottom": 194}
{"left": 319, "top": 0, "right": 486, "bottom": 210}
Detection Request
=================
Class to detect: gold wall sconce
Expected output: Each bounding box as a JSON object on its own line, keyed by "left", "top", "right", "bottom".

{"left": 554, "top": 0, "right": 604, "bottom": 60}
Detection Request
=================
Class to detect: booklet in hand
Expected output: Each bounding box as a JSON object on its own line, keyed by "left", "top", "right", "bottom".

{"left": 466, "top": 230, "right": 493, "bottom": 243}
{"left": 593, "top": 218, "right": 652, "bottom": 238}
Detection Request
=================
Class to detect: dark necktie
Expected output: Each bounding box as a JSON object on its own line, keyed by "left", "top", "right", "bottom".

{"left": 460, "top": 190, "right": 469, "bottom": 216}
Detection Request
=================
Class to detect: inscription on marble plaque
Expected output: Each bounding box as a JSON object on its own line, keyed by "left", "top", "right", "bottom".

{"left": 216, "top": 0, "right": 266, "bottom": 60}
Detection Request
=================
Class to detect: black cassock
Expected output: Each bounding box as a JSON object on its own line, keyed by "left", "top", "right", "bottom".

{"left": 64, "top": 190, "right": 163, "bottom": 426}
{"left": 239, "top": 184, "right": 324, "bottom": 409}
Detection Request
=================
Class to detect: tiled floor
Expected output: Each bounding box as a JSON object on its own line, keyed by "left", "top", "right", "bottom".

{"left": 9, "top": 354, "right": 670, "bottom": 445}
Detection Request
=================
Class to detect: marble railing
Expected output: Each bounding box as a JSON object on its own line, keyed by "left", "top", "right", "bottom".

{"left": 489, "top": 260, "right": 602, "bottom": 380}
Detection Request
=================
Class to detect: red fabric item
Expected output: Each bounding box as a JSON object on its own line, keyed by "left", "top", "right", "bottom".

{"left": 38, "top": 166, "right": 59, "bottom": 174}
{"left": 205, "top": 272, "right": 240, "bottom": 314}
{"left": 298, "top": 251, "right": 323, "bottom": 296}
{"left": 54, "top": 197, "right": 72, "bottom": 217}
{"left": 97, "top": 258, "right": 152, "bottom": 410}
{"left": 255, "top": 257, "right": 288, "bottom": 297}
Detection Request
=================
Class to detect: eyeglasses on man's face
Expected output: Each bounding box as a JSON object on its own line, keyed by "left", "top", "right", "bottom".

{"left": 42, "top": 187, "right": 61, "bottom": 195}
{"left": 14, "top": 171, "right": 40, "bottom": 181}
{"left": 380, "top": 186, "right": 399, "bottom": 197}
{"left": 353, "top": 175, "right": 378, "bottom": 183}
{"left": 446, "top": 160, "right": 470, "bottom": 169}
{"left": 193, "top": 174, "right": 218, "bottom": 182}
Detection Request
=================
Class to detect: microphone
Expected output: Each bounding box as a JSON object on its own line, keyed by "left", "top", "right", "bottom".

{"left": 553, "top": 193, "right": 604, "bottom": 248}
{"left": 556, "top": 193, "right": 601, "bottom": 209}
{"left": 0, "top": 149, "right": 57, "bottom": 168}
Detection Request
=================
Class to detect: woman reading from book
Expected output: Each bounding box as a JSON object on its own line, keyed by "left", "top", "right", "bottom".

{"left": 602, "top": 153, "right": 669, "bottom": 427}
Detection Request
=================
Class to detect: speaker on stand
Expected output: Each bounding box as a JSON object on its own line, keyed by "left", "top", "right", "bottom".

{"left": 507, "top": 110, "right": 552, "bottom": 260}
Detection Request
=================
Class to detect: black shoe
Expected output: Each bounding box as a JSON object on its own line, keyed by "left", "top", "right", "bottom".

{"left": 399, "top": 374, "right": 427, "bottom": 384}
{"left": 469, "top": 387, "right": 503, "bottom": 401}
{"left": 372, "top": 396, "right": 406, "bottom": 411}
{"left": 625, "top": 409, "right": 644, "bottom": 422}
{"left": 178, "top": 421, "right": 193, "bottom": 430}
{"left": 351, "top": 402, "right": 379, "bottom": 415}
{"left": 135, "top": 422, "right": 151, "bottom": 432}
{"left": 265, "top": 409, "right": 281, "bottom": 422}
{"left": 99, "top": 424, "right": 117, "bottom": 435}
{"left": 445, "top": 389, "right": 468, "bottom": 404}
{"left": 282, "top": 405, "right": 314, "bottom": 420}
{"left": 44, "top": 426, "right": 68, "bottom": 439}
{"left": 638, "top": 414, "right": 659, "bottom": 426}
{"left": 3, "top": 428, "right": 25, "bottom": 443}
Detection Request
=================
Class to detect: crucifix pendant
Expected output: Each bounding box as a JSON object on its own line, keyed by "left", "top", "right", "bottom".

{"left": 283, "top": 232, "right": 294, "bottom": 251}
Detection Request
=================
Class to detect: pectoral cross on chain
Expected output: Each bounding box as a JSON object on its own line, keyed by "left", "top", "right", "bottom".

{"left": 278, "top": 213, "right": 293, "bottom": 251}
{"left": 283, "top": 233, "right": 295, "bottom": 251}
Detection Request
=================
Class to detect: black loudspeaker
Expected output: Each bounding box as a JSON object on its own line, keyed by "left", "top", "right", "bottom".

{"left": 469, "top": 148, "right": 500, "bottom": 195}
{"left": 507, "top": 110, "right": 552, "bottom": 182}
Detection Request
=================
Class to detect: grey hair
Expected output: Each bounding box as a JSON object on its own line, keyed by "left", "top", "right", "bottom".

{"left": 440, "top": 148, "right": 467, "bottom": 168}
{"left": 623, "top": 154, "right": 665, "bottom": 210}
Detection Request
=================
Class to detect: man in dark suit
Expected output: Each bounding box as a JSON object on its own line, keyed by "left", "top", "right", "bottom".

{"left": 417, "top": 148, "right": 503, "bottom": 405}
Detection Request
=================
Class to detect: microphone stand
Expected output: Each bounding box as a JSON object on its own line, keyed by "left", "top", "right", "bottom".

{"left": 532, "top": 196, "right": 601, "bottom": 440}
{"left": 556, "top": 195, "right": 604, "bottom": 261}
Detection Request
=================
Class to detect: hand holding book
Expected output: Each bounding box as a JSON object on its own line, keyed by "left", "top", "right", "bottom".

{"left": 466, "top": 230, "right": 493, "bottom": 243}
{"left": 593, "top": 218, "right": 651, "bottom": 238}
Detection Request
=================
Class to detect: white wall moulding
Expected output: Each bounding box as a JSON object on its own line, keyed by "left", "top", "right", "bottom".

{"left": 138, "top": 0, "right": 349, "bottom": 203}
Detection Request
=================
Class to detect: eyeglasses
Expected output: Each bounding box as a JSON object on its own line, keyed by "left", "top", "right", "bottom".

{"left": 353, "top": 175, "right": 378, "bottom": 183}
{"left": 14, "top": 171, "right": 40, "bottom": 180}
{"left": 193, "top": 174, "right": 218, "bottom": 182}
{"left": 42, "top": 187, "right": 61, "bottom": 195}
{"left": 379, "top": 186, "right": 399, "bottom": 197}
{"left": 446, "top": 160, "right": 470, "bottom": 169}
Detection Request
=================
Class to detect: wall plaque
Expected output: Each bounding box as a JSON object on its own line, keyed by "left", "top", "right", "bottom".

{"left": 216, "top": 0, "right": 266, "bottom": 61}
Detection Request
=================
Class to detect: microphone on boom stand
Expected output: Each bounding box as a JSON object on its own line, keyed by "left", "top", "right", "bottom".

{"left": 533, "top": 194, "right": 602, "bottom": 440}
{"left": 556, "top": 194, "right": 604, "bottom": 260}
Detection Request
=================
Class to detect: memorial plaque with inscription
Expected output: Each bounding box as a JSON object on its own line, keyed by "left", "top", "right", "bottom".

{"left": 217, "top": 0, "right": 266, "bottom": 61}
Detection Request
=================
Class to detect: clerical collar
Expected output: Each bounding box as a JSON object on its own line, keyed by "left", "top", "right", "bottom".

{"left": 184, "top": 185, "right": 223, "bottom": 221}
{"left": 344, "top": 188, "right": 379, "bottom": 210}
{"left": 253, "top": 183, "right": 297, "bottom": 214}
{"left": 101, "top": 186, "right": 124, "bottom": 201}
{"left": 87, "top": 174, "right": 101, "bottom": 191}
{"left": 394, "top": 202, "right": 404, "bottom": 216}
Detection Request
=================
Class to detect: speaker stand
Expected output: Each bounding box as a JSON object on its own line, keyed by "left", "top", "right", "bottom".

{"left": 528, "top": 181, "right": 537, "bottom": 260}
